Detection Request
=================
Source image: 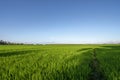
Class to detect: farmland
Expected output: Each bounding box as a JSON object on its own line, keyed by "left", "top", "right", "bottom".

{"left": 0, "top": 44, "right": 120, "bottom": 80}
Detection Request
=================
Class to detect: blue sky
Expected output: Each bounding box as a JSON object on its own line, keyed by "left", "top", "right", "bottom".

{"left": 0, "top": 0, "right": 120, "bottom": 43}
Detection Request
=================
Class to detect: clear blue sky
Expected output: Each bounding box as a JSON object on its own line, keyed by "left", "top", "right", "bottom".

{"left": 0, "top": 0, "right": 120, "bottom": 43}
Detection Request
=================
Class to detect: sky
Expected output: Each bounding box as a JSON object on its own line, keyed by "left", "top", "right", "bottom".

{"left": 0, "top": 0, "right": 120, "bottom": 44}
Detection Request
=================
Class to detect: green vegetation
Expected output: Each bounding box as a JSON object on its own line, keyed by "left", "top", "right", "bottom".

{"left": 0, "top": 40, "right": 24, "bottom": 45}
{"left": 97, "top": 46, "right": 120, "bottom": 80}
{"left": 0, "top": 44, "right": 120, "bottom": 80}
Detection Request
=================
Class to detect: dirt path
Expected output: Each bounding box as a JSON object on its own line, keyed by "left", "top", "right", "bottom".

{"left": 88, "top": 49, "right": 106, "bottom": 80}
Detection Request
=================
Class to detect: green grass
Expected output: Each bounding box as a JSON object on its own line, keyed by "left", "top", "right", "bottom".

{"left": 96, "top": 45, "right": 120, "bottom": 80}
{"left": 0, "top": 44, "right": 120, "bottom": 80}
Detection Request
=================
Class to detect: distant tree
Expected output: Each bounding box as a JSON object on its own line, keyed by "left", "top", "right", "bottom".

{"left": 0, "top": 40, "right": 7, "bottom": 45}
{"left": 0, "top": 40, "right": 25, "bottom": 45}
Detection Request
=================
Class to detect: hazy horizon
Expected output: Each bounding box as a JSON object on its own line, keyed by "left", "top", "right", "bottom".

{"left": 0, "top": 0, "right": 120, "bottom": 43}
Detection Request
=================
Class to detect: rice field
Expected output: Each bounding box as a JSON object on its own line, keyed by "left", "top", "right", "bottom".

{"left": 0, "top": 44, "right": 120, "bottom": 80}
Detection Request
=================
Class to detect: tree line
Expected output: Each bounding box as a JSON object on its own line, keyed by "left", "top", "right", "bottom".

{"left": 0, "top": 40, "right": 24, "bottom": 45}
